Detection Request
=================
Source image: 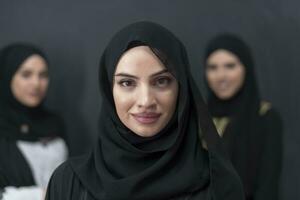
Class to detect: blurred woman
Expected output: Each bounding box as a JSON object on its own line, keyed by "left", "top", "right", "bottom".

{"left": 46, "top": 22, "right": 244, "bottom": 200}
{"left": 0, "top": 44, "right": 68, "bottom": 199}
{"left": 204, "top": 34, "right": 283, "bottom": 200}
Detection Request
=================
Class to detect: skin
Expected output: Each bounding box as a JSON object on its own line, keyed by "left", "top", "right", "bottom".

{"left": 11, "top": 54, "right": 49, "bottom": 107}
{"left": 206, "top": 49, "right": 245, "bottom": 100}
{"left": 113, "top": 46, "right": 178, "bottom": 137}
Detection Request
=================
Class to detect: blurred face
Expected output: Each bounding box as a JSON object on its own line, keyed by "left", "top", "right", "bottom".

{"left": 113, "top": 46, "right": 178, "bottom": 137}
{"left": 206, "top": 49, "right": 245, "bottom": 100}
{"left": 11, "top": 54, "right": 49, "bottom": 107}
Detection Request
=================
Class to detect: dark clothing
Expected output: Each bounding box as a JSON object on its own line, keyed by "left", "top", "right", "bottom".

{"left": 46, "top": 22, "right": 244, "bottom": 200}
{"left": 46, "top": 155, "right": 212, "bottom": 200}
{"left": 213, "top": 106, "right": 282, "bottom": 200}
{"left": 204, "top": 34, "right": 283, "bottom": 200}
{"left": 0, "top": 44, "right": 66, "bottom": 188}
{"left": 248, "top": 108, "right": 282, "bottom": 200}
{"left": 0, "top": 138, "right": 35, "bottom": 187}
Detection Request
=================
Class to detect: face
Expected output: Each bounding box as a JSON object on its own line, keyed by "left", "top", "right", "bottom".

{"left": 113, "top": 46, "right": 178, "bottom": 137}
{"left": 206, "top": 49, "right": 245, "bottom": 100}
{"left": 11, "top": 54, "right": 49, "bottom": 107}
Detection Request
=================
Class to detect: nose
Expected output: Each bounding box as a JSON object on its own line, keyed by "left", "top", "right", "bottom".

{"left": 136, "top": 84, "right": 156, "bottom": 109}
{"left": 30, "top": 75, "right": 41, "bottom": 88}
{"left": 215, "top": 67, "right": 227, "bottom": 80}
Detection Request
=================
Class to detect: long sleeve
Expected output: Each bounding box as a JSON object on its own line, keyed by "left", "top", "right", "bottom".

{"left": 254, "top": 108, "right": 283, "bottom": 200}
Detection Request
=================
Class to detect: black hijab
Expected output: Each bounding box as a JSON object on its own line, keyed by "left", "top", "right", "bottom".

{"left": 0, "top": 43, "right": 63, "bottom": 141}
{"left": 70, "top": 22, "right": 244, "bottom": 200}
{"left": 204, "top": 34, "right": 262, "bottom": 197}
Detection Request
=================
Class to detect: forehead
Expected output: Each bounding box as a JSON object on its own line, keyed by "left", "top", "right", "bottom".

{"left": 207, "top": 49, "right": 240, "bottom": 63}
{"left": 18, "top": 54, "right": 47, "bottom": 71}
{"left": 114, "top": 46, "right": 166, "bottom": 74}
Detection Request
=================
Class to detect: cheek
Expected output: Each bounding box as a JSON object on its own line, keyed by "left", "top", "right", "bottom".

{"left": 206, "top": 71, "right": 217, "bottom": 88}
{"left": 229, "top": 68, "right": 245, "bottom": 88}
{"left": 158, "top": 89, "right": 178, "bottom": 113}
{"left": 113, "top": 88, "right": 134, "bottom": 116}
{"left": 40, "top": 79, "right": 49, "bottom": 92}
{"left": 11, "top": 77, "right": 27, "bottom": 95}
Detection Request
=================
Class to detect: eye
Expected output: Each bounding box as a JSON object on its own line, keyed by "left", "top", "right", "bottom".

{"left": 225, "top": 62, "right": 237, "bottom": 69}
{"left": 154, "top": 76, "right": 172, "bottom": 88}
{"left": 39, "top": 71, "right": 49, "bottom": 79}
{"left": 118, "top": 79, "right": 136, "bottom": 88}
{"left": 20, "top": 71, "right": 32, "bottom": 79}
{"left": 206, "top": 64, "right": 217, "bottom": 71}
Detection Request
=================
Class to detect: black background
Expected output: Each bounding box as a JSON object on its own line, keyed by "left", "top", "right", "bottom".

{"left": 0, "top": 0, "right": 299, "bottom": 199}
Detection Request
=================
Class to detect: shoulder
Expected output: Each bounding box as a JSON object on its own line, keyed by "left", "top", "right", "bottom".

{"left": 51, "top": 155, "right": 88, "bottom": 177}
{"left": 259, "top": 101, "right": 282, "bottom": 122}
{"left": 46, "top": 155, "right": 89, "bottom": 200}
{"left": 259, "top": 101, "right": 272, "bottom": 115}
{"left": 48, "top": 160, "right": 74, "bottom": 186}
{"left": 259, "top": 101, "right": 283, "bottom": 140}
{"left": 45, "top": 160, "right": 75, "bottom": 200}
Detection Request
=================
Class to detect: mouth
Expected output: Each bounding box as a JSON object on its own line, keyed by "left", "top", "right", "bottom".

{"left": 28, "top": 93, "right": 40, "bottom": 97}
{"left": 216, "top": 82, "right": 230, "bottom": 91}
{"left": 131, "top": 112, "right": 161, "bottom": 124}
{"left": 27, "top": 92, "right": 43, "bottom": 99}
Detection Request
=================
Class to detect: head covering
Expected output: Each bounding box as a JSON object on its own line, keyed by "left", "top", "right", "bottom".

{"left": 0, "top": 43, "right": 63, "bottom": 141}
{"left": 70, "top": 22, "right": 244, "bottom": 200}
{"left": 204, "top": 33, "right": 260, "bottom": 117}
{"left": 204, "top": 34, "right": 262, "bottom": 196}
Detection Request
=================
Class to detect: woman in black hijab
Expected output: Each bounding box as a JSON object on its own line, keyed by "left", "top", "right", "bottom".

{"left": 0, "top": 44, "right": 68, "bottom": 199}
{"left": 204, "top": 34, "right": 283, "bottom": 200}
{"left": 46, "top": 22, "right": 244, "bottom": 200}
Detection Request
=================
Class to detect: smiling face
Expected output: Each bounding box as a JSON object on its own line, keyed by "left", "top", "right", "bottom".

{"left": 11, "top": 54, "right": 49, "bottom": 107}
{"left": 112, "top": 46, "right": 178, "bottom": 137}
{"left": 206, "top": 49, "right": 245, "bottom": 100}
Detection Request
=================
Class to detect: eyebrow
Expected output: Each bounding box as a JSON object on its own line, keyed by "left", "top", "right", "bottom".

{"left": 114, "top": 69, "right": 169, "bottom": 79}
{"left": 225, "top": 62, "right": 236, "bottom": 66}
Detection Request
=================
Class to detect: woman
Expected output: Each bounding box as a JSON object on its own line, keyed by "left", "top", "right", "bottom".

{"left": 0, "top": 44, "right": 68, "bottom": 199}
{"left": 46, "top": 22, "right": 244, "bottom": 200}
{"left": 204, "top": 34, "right": 283, "bottom": 200}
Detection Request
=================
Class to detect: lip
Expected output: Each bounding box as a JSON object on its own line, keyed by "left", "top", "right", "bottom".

{"left": 28, "top": 94, "right": 40, "bottom": 98}
{"left": 131, "top": 113, "right": 161, "bottom": 124}
{"left": 216, "top": 82, "right": 230, "bottom": 91}
{"left": 28, "top": 91, "right": 41, "bottom": 96}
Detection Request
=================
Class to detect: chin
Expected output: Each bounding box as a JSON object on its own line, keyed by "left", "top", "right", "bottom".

{"left": 218, "top": 96, "right": 232, "bottom": 100}
{"left": 133, "top": 127, "right": 160, "bottom": 138}
{"left": 23, "top": 99, "right": 42, "bottom": 107}
{"left": 215, "top": 92, "right": 235, "bottom": 100}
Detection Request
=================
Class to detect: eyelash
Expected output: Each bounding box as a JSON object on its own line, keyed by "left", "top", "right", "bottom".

{"left": 118, "top": 79, "right": 136, "bottom": 87}
{"left": 21, "top": 72, "right": 31, "bottom": 78}
{"left": 225, "top": 63, "right": 236, "bottom": 69}
{"left": 207, "top": 63, "right": 237, "bottom": 71}
{"left": 117, "top": 76, "right": 173, "bottom": 88}
{"left": 20, "top": 72, "right": 49, "bottom": 79}
{"left": 153, "top": 76, "right": 172, "bottom": 88}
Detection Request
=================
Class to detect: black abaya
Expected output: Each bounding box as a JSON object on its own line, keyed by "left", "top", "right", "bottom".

{"left": 204, "top": 34, "right": 283, "bottom": 200}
